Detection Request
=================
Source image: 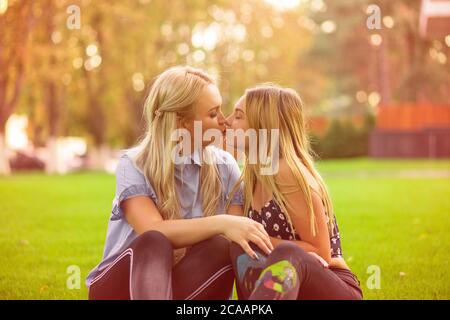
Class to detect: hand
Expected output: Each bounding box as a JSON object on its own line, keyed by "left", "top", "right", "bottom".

{"left": 219, "top": 215, "right": 273, "bottom": 259}
{"left": 308, "top": 252, "right": 329, "bottom": 268}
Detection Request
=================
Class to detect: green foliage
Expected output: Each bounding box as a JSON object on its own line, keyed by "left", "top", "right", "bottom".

{"left": 3, "top": 0, "right": 449, "bottom": 151}
{"left": 311, "top": 112, "right": 376, "bottom": 159}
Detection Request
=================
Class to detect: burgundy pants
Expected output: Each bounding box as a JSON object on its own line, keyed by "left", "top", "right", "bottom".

{"left": 88, "top": 230, "right": 234, "bottom": 300}
{"left": 230, "top": 241, "right": 363, "bottom": 300}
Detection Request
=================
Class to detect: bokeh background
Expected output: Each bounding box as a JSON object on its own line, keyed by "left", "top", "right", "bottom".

{"left": 0, "top": 0, "right": 449, "bottom": 299}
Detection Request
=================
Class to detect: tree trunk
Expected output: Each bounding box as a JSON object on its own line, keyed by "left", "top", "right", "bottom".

{"left": 45, "top": 80, "right": 60, "bottom": 174}
{"left": 44, "top": 2, "right": 60, "bottom": 175}
{"left": 82, "top": 12, "right": 108, "bottom": 170}
{"left": 0, "top": 1, "right": 33, "bottom": 176}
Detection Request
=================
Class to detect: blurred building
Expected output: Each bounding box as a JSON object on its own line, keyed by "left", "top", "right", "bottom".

{"left": 419, "top": 0, "right": 450, "bottom": 37}
{"left": 370, "top": 105, "right": 450, "bottom": 158}
{"left": 370, "top": 0, "right": 450, "bottom": 159}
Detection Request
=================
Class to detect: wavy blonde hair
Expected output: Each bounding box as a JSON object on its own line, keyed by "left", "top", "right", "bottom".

{"left": 135, "top": 66, "right": 222, "bottom": 220}
{"left": 229, "top": 83, "right": 335, "bottom": 237}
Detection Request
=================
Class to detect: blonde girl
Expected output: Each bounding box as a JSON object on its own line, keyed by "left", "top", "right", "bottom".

{"left": 227, "top": 84, "right": 363, "bottom": 300}
{"left": 86, "top": 66, "right": 273, "bottom": 300}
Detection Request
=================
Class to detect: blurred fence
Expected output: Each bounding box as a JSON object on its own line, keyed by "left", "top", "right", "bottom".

{"left": 369, "top": 105, "right": 450, "bottom": 158}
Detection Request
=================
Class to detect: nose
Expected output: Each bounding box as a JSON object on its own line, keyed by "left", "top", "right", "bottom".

{"left": 225, "top": 113, "right": 234, "bottom": 127}
{"left": 218, "top": 111, "right": 228, "bottom": 127}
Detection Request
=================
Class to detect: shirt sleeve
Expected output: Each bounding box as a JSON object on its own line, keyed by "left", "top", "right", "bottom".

{"left": 110, "top": 153, "right": 157, "bottom": 221}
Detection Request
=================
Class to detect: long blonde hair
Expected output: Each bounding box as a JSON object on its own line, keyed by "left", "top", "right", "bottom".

{"left": 229, "top": 83, "right": 335, "bottom": 237}
{"left": 134, "top": 66, "right": 222, "bottom": 220}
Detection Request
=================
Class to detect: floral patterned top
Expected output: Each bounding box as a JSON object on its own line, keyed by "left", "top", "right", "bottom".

{"left": 248, "top": 198, "right": 343, "bottom": 258}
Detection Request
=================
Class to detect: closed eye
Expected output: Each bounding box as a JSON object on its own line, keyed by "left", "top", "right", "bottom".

{"left": 235, "top": 110, "right": 244, "bottom": 119}
{"left": 209, "top": 106, "right": 221, "bottom": 118}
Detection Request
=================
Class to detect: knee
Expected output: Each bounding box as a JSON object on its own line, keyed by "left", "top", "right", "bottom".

{"left": 272, "top": 242, "right": 312, "bottom": 264}
{"left": 273, "top": 241, "right": 305, "bottom": 255}
{"left": 132, "top": 230, "right": 172, "bottom": 254}
{"left": 201, "top": 235, "right": 231, "bottom": 265}
{"left": 229, "top": 241, "right": 242, "bottom": 256}
{"left": 204, "top": 235, "right": 230, "bottom": 254}
{"left": 228, "top": 241, "right": 245, "bottom": 265}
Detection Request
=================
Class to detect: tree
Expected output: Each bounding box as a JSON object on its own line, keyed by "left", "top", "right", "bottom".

{"left": 0, "top": 0, "right": 33, "bottom": 175}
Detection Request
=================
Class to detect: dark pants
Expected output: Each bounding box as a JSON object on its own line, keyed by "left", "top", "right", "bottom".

{"left": 230, "top": 241, "right": 363, "bottom": 300}
{"left": 88, "top": 230, "right": 234, "bottom": 300}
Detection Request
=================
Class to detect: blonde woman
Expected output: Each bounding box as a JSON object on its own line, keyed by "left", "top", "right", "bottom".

{"left": 86, "top": 66, "right": 273, "bottom": 300}
{"left": 226, "top": 84, "right": 363, "bottom": 300}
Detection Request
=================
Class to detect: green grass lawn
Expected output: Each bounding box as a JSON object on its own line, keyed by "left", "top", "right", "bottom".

{"left": 0, "top": 158, "right": 449, "bottom": 299}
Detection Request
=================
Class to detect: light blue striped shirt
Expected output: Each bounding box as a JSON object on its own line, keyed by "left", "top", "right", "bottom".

{"left": 86, "top": 146, "right": 243, "bottom": 286}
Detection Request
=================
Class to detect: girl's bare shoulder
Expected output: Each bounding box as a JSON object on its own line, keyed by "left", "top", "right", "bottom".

{"left": 275, "top": 158, "right": 320, "bottom": 193}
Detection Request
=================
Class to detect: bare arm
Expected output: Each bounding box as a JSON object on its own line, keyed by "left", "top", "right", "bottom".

{"left": 275, "top": 164, "right": 332, "bottom": 263}
{"left": 122, "top": 196, "right": 272, "bottom": 256}
{"left": 123, "top": 196, "right": 224, "bottom": 248}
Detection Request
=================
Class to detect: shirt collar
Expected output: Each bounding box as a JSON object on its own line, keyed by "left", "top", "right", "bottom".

{"left": 176, "top": 149, "right": 202, "bottom": 167}
{"left": 191, "top": 148, "right": 202, "bottom": 166}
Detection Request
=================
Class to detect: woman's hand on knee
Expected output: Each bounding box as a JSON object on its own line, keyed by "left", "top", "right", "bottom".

{"left": 217, "top": 215, "right": 273, "bottom": 259}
